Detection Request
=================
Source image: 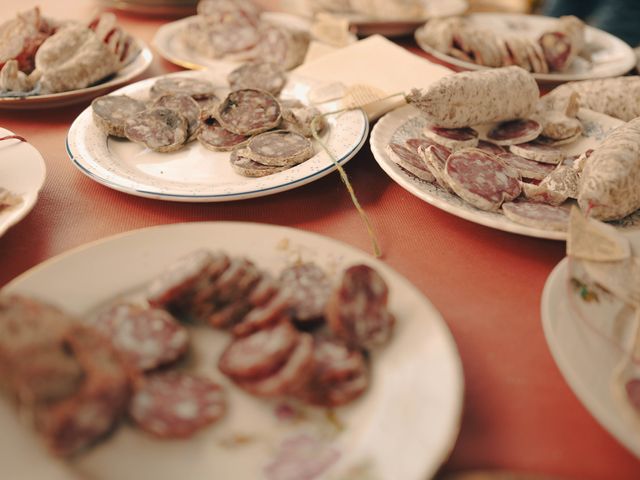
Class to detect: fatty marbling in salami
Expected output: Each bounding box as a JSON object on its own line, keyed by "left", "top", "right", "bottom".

{"left": 124, "top": 108, "right": 188, "bottom": 153}
{"left": 91, "top": 95, "right": 146, "bottom": 138}
{"left": 486, "top": 119, "right": 542, "bottom": 146}
{"left": 502, "top": 200, "right": 570, "bottom": 231}
{"left": 198, "top": 116, "right": 250, "bottom": 152}
{"left": 218, "top": 88, "right": 281, "bottom": 135}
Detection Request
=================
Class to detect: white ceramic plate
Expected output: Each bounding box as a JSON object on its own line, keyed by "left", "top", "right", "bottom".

{"left": 370, "top": 103, "right": 640, "bottom": 240}
{"left": 153, "top": 12, "right": 311, "bottom": 71}
{"left": 0, "top": 128, "right": 46, "bottom": 237}
{"left": 415, "top": 13, "right": 637, "bottom": 82}
{"left": 0, "top": 41, "right": 153, "bottom": 110}
{"left": 541, "top": 253, "right": 640, "bottom": 459}
{"left": 66, "top": 70, "right": 368, "bottom": 202}
{"left": 0, "top": 221, "right": 464, "bottom": 480}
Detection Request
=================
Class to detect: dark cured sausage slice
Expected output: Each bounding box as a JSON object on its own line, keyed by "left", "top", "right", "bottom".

{"left": 497, "top": 152, "right": 555, "bottom": 180}
{"left": 232, "top": 291, "right": 291, "bottom": 337}
{"left": 217, "top": 89, "right": 281, "bottom": 136}
{"left": 150, "top": 77, "right": 218, "bottom": 100}
{"left": 279, "top": 263, "right": 333, "bottom": 323}
{"left": 151, "top": 94, "right": 201, "bottom": 141}
{"left": 91, "top": 95, "right": 146, "bottom": 138}
{"left": 219, "top": 321, "right": 298, "bottom": 381}
{"left": 476, "top": 140, "right": 506, "bottom": 155}
{"left": 487, "top": 119, "right": 542, "bottom": 146}
{"left": 509, "top": 141, "right": 565, "bottom": 165}
{"left": 124, "top": 108, "right": 188, "bottom": 153}
{"left": 230, "top": 149, "right": 289, "bottom": 177}
{"left": 423, "top": 125, "right": 479, "bottom": 150}
{"left": 539, "top": 31, "right": 572, "bottom": 71}
{"left": 244, "top": 130, "right": 314, "bottom": 167}
{"left": 325, "top": 265, "right": 395, "bottom": 350}
{"left": 444, "top": 148, "right": 521, "bottom": 211}
{"left": 502, "top": 200, "right": 570, "bottom": 231}
{"left": 198, "top": 116, "right": 250, "bottom": 152}
{"left": 129, "top": 372, "right": 225, "bottom": 439}
{"left": 227, "top": 61, "right": 286, "bottom": 95}
{"left": 386, "top": 143, "right": 435, "bottom": 182}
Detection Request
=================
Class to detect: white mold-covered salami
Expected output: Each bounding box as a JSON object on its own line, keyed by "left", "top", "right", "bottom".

{"left": 386, "top": 143, "right": 436, "bottom": 182}
{"left": 198, "top": 116, "right": 250, "bottom": 152}
{"left": 124, "top": 108, "right": 188, "bottom": 153}
{"left": 443, "top": 148, "right": 521, "bottom": 211}
{"left": 218, "top": 89, "right": 281, "bottom": 135}
{"left": 520, "top": 181, "right": 567, "bottom": 206}
{"left": 536, "top": 110, "right": 582, "bottom": 141}
{"left": 578, "top": 118, "right": 640, "bottom": 219}
{"left": 279, "top": 263, "right": 333, "bottom": 323}
{"left": 498, "top": 152, "right": 555, "bottom": 180}
{"left": 509, "top": 141, "right": 565, "bottom": 164}
{"left": 152, "top": 93, "right": 201, "bottom": 141}
{"left": 538, "top": 165, "right": 579, "bottom": 200}
{"left": 405, "top": 66, "right": 539, "bottom": 128}
{"left": 230, "top": 149, "right": 289, "bottom": 177}
{"left": 244, "top": 130, "right": 314, "bottom": 167}
{"left": 502, "top": 200, "right": 570, "bottom": 231}
{"left": 423, "top": 125, "right": 479, "bottom": 151}
{"left": 228, "top": 61, "right": 286, "bottom": 95}
{"left": 91, "top": 95, "right": 146, "bottom": 138}
{"left": 486, "top": 119, "right": 542, "bottom": 146}
{"left": 129, "top": 372, "right": 225, "bottom": 439}
{"left": 150, "top": 77, "right": 218, "bottom": 100}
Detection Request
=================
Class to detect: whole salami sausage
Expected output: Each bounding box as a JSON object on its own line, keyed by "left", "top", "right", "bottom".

{"left": 406, "top": 66, "right": 539, "bottom": 128}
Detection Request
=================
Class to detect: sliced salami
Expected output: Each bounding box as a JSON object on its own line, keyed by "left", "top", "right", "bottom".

{"left": 497, "top": 152, "right": 555, "bottom": 180}
{"left": 232, "top": 291, "right": 291, "bottom": 337}
{"left": 509, "top": 141, "right": 565, "bottom": 164}
{"left": 279, "top": 263, "right": 333, "bottom": 323}
{"left": 239, "top": 23, "right": 309, "bottom": 71}
{"left": 248, "top": 274, "right": 280, "bottom": 306}
{"left": 150, "top": 77, "right": 218, "bottom": 100}
{"left": 91, "top": 95, "right": 146, "bottom": 138}
{"left": 124, "top": 108, "right": 188, "bottom": 153}
{"left": 476, "top": 140, "right": 506, "bottom": 155}
{"left": 198, "top": 116, "right": 250, "bottom": 152}
{"left": 535, "top": 131, "right": 582, "bottom": 147}
{"left": 281, "top": 104, "right": 325, "bottom": 138}
{"left": 520, "top": 181, "right": 567, "bottom": 206}
{"left": 502, "top": 200, "right": 570, "bottom": 231}
{"left": 219, "top": 321, "right": 299, "bottom": 381}
{"left": 539, "top": 31, "right": 572, "bottom": 71}
{"left": 230, "top": 149, "right": 289, "bottom": 177}
{"left": 386, "top": 143, "right": 435, "bottom": 182}
{"left": 537, "top": 110, "right": 582, "bottom": 141}
{"left": 444, "top": 148, "right": 521, "bottom": 211}
{"left": 486, "top": 119, "right": 542, "bottom": 146}
{"left": 405, "top": 137, "right": 437, "bottom": 152}
{"left": 237, "top": 333, "right": 314, "bottom": 397}
{"left": 91, "top": 303, "right": 189, "bottom": 371}
{"left": 228, "top": 61, "right": 286, "bottom": 95}
{"left": 151, "top": 94, "right": 201, "bottom": 141}
{"left": 217, "top": 89, "right": 281, "bottom": 135}
{"left": 129, "top": 372, "right": 225, "bottom": 439}
{"left": 419, "top": 144, "right": 453, "bottom": 191}
{"left": 244, "top": 130, "right": 314, "bottom": 167}
{"left": 325, "top": 264, "right": 395, "bottom": 350}
{"left": 423, "top": 125, "right": 479, "bottom": 151}
{"left": 539, "top": 165, "right": 579, "bottom": 199}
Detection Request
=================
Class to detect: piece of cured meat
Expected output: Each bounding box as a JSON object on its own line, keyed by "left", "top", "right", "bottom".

{"left": 497, "top": 152, "right": 555, "bottom": 180}
{"left": 198, "top": 115, "right": 250, "bottom": 152}
{"left": 232, "top": 291, "right": 291, "bottom": 337}
{"left": 419, "top": 143, "right": 453, "bottom": 191}
{"left": 443, "top": 148, "right": 521, "bottom": 211}
{"left": 230, "top": 149, "right": 289, "bottom": 177}
{"left": 90, "top": 303, "right": 189, "bottom": 372}
{"left": 519, "top": 181, "right": 567, "bottom": 206}
{"left": 151, "top": 94, "right": 202, "bottom": 141}
{"left": 197, "top": 0, "right": 261, "bottom": 23}
{"left": 502, "top": 200, "right": 570, "bottom": 231}
{"left": 539, "top": 16, "right": 585, "bottom": 72}
{"left": 0, "top": 7, "right": 54, "bottom": 74}
{"left": 535, "top": 131, "right": 581, "bottom": 147}
{"left": 325, "top": 264, "right": 395, "bottom": 350}
{"left": 539, "top": 165, "right": 579, "bottom": 199}
{"left": 279, "top": 263, "right": 333, "bottom": 323}
{"left": 536, "top": 110, "right": 582, "bottom": 141}
{"left": 150, "top": 77, "right": 218, "bottom": 101}
{"left": 217, "top": 89, "right": 281, "bottom": 136}
{"left": 476, "top": 140, "right": 506, "bottom": 155}
{"left": 405, "top": 137, "right": 437, "bottom": 151}
{"left": 423, "top": 125, "right": 478, "bottom": 151}
{"left": 243, "top": 130, "right": 314, "bottom": 167}
{"left": 228, "top": 61, "right": 286, "bottom": 95}
{"left": 386, "top": 142, "right": 436, "bottom": 182}
{"left": 486, "top": 119, "right": 542, "bottom": 146}
{"left": 129, "top": 371, "right": 225, "bottom": 438}
{"left": 124, "top": 108, "right": 188, "bottom": 153}
{"left": 281, "top": 104, "right": 325, "bottom": 138}
{"left": 509, "top": 141, "right": 565, "bottom": 165}
{"left": 91, "top": 95, "right": 147, "bottom": 138}
{"left": 219, "top": 321, "right": 299, "bottom": 381}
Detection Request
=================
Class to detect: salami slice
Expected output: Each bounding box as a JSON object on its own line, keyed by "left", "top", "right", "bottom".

{"left": 245, "top": 24, "right": 309, "bottom": 71}
{"left": 129, "top": 372, "right": 225, "bottom": 438}
{"left": 486, "top": 119, "right": 542, "bottom": 146}
{"left": 520, "top": 182, "right": 567, "bottom": 206}
{"left": 124, "top": 108, "right": 188, "bottom": 153}
{"left": 537, "top": 110, "right": 582, "bottom": 141}
{"left": 325, "top": 264, "right": 395, "bottom": 350}
{"left": 237, "top": 333, "right": 314, "bottom": 397}
{"left": 198, "top": 116, "right": 250, "bottom": 152}
{"left": 232, "top": 291, "right": 291, "bottom": 337}
{"left": 244, "top": 130, "right": 314, "bottom": 167}
{"left": 248, "top": 274, "right": 280, "bottom": 306}
{"left": 535, "top": 131, "right": 582, "bottom": 147}
{"left": 497, "top": 152, "right": 555, "bottom": 180}
{"left": 443, "top": 148, "right": 521, "bottom": 211}
{"left": 386, "top": 143, "right": 435, "bottom": 182}
{"left": 230, "top": 149, "right": 289, "bottom": 177}
{"left": 91, "top": 95, "right": 146, "bottom": 138}
{"left": 423, "top": 125, "right": 479, "bottom": 151}
{"left": 476, "top": 140, "right": 506, "bottom": 155}
{"left": 539, "top": 165, "right": 579, "bottom": 199}
{"left": 218, "top": 89, "right": 281, "bottom": 135}
{"left": 502, "top": 200, "right": 570, "bottom": 231}
{"left": 150, "top": 77, "right": 218, "bottom": 100}
{"left": 219, "top": 321, "right": 299, "bottom": 381}
{"left": 228, "top": 61, "right": 286, "bottom": 95}
{"left": 405, "top": 137, "right": 437, "bottom": 152}
{"left": 91, "top": 303, "right": 189, "bottom": 371}
{"left": 279, "top": 263, "right": 333, "bottom": 323}
{"left": 509, "top": 141, "right": 565, "bottom": 164}
{"left": 539, "top": 31, "right": 572, "bottom": 71}
{"left": 281, "top": 104, "right": 325, "bottom": 138}
{"left": 419, "top": 144, "right": 453, "bottom": 191}
{"left": 151, "top": 94, "right": 201, "bottom": 141}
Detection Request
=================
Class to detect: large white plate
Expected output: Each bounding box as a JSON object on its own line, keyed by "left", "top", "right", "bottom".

{"left": 0, "top": 41, "right": 153, "bottom": 110}
{"left": 0, "top": 128, "right": 46, "bottom": 237}
{"left": 370, "top": 103, "right": 640, "bottom": 240}
{"left": 153, "top": 12, "right": 311, "bottom": 71}
{"left": 415, "top": 13, "right": 637, "bottom": 82}
{"left": 0, "top": 221, "right": 464, "bottom": 480}
{"left": 66, "top": 70, "right": 368, "bottom": 202}
{"left": 541, "top": 253, "right": 640, "bottom": 459}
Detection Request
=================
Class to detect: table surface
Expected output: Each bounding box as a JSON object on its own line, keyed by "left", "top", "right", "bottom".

{"left": 1, "top": 2, "right": 639, "bottom": 479}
